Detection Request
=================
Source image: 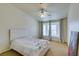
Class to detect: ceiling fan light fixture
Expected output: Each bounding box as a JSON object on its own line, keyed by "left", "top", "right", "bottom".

{"left": 40, "top": 9, "right": 48, "bottom": 18}
{"left": 40, "top": 14, "right": 46, "bottom": 18}
{"left": 39, "top": 3, "right": 50, "bottom": 19}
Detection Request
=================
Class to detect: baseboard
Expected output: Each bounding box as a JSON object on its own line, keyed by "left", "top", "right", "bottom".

{"left": 0, "top": 48, "right": 11, "bottom": 54}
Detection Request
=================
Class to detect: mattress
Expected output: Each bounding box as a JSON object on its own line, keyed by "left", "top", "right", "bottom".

{"left": 10, "top": 38, "right": 49, "bottom": 56}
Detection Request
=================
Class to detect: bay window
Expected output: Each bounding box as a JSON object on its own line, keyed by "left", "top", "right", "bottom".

{"left": 51, "top": 22, "right": 60, "bottom": 37}
{"left": 43, "top": 22, "right": 49, "bottom": 36}
{"left": 42, "top": 21, "right": 60, "bottom": 40}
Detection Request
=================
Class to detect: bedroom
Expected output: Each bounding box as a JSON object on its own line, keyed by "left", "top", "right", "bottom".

{"left": 0, "top": 3, "right": 79, "bottom": 56}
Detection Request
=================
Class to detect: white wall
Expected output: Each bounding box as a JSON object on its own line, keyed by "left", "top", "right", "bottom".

{"left": 0, "top": 4, "right": 38, "bottom": 53}
{"left": 68, "top": 4, "right": 79, "bottom": 45}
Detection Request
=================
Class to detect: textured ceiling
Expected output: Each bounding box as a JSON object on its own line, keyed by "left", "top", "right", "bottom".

{"left": 11, "top": 3, "right": 70, "bottom": 21}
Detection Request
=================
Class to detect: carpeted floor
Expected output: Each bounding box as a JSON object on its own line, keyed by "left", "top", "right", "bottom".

{"left": 0, "top": 41, "right": 68, "bottom": 56}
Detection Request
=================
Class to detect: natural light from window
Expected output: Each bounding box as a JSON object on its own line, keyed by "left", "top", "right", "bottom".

{"left": 42, "top": 21, "right": 60, "bottom": 38}
{"left": 43, "top": 23, "right": 49, "bottom": 36}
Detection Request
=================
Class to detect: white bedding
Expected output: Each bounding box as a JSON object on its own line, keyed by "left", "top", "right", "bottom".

{"left": 11, "top": 38, "right": 49, "bottom": 56}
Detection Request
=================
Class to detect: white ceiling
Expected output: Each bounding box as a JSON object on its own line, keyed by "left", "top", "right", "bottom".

{"left": 11, "top": 3, "right": 70, "bottom": 21}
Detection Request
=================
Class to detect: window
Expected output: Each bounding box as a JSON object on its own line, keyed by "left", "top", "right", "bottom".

{"left": 42, "top": 21, "right": 60, "bottom": 38}
{"left": 51, "top": 24, "right": 57, "bottom": 36}
{"left": 43, "top": 22, "right": 49, "bottom": 36}
{"left": 51, "top": 22, "right": 60, "bottom": 37}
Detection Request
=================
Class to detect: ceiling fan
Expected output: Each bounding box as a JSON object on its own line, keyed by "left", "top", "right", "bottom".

{"left": 39, "top": 3, "right": 51, "bottom": 18}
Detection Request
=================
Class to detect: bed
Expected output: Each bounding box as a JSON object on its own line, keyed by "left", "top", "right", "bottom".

{"left": 9, "top": 28, "right": 49, "bottom": 56}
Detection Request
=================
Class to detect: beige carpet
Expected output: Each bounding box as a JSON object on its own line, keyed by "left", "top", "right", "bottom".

{"left": 0, "top": 41, "right": 68, "bottom": 56}
{"left": 46, "top": 41, "right": 68, "bottom": 56}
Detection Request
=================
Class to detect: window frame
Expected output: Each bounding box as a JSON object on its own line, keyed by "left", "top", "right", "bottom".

{"left": 42, "top": 22, "right": 49, "bottom": 36}
{"left": 42, "top": 20, "right": 60, "bottom": 38}
{"left": 50, "top": 21, "right": 60, "bottom": 38}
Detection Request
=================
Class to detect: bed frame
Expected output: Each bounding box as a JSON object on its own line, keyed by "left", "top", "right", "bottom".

{"left": 9, "top": 28, "right": 49, "bottom": 56}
